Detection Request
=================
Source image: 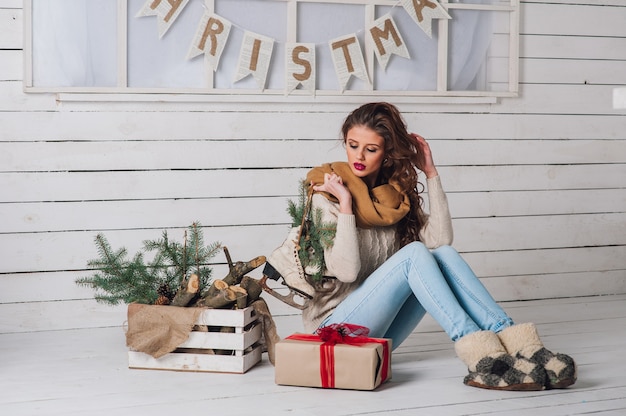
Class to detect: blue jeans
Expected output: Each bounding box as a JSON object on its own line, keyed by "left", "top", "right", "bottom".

{"left": 320, "top": 242, "right": 514, "bottom": 349}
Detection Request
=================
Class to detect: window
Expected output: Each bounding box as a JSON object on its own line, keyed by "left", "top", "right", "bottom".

{"left": 24, "top": 0, "right": 520, "bottom": 102}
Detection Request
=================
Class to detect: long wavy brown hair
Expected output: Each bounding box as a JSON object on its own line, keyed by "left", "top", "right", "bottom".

{"left": 341, "top": 102, "right": 427, "bottom": 247}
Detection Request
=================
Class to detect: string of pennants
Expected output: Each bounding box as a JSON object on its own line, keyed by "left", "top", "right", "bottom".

{"left": 138, "top": 0, "right": 451, "bottom": 93}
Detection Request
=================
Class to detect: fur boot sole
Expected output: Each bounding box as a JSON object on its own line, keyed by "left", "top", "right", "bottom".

{"left": 464, "top": 375, "right": 544, "bottom": 391}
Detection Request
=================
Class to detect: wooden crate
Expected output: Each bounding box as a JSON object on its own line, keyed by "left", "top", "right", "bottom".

{"left": 128, "top": 306, "right": 262, "bottom": 373}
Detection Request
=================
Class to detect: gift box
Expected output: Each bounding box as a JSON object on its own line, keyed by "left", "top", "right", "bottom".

{"left": 274, "top": 324, "right": 391, "bottom": 390}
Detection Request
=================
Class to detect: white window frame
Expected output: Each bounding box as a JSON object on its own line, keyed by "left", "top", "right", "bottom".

{"left": 23, "top": 0, "right": 520, "bottom": 104}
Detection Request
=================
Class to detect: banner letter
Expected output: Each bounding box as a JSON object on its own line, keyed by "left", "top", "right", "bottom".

{"left": 330, "top": 34, "right": 370, "bottom": 92}
{"left": 187, "top": 13, "right": 232, "bottom": 72}
{"left": 286, "top": 43, "right": 316, "bottom": 95}
{"left": 400, "top": 0, "right": 451, "bottom": 38}
{"left": 368, "top": 14, "right": 410, "bottom": 70}
{"left": 234, "top": 31, "right": 275, "bottom": 91}
{"left": 136, "top": 0, "right": 190, "bottom": 38}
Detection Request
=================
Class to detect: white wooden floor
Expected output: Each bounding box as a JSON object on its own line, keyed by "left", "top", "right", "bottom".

{"left": 1, "top": 294, "right": 625, "bottom": 416}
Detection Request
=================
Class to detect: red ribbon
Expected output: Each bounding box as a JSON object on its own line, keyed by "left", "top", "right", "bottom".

{"left": 286, "top": 324, "right": 390, "bottom": 388}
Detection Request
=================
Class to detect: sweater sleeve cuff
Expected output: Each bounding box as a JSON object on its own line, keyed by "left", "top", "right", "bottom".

{"left": 337, "top": 213, "right": 357, "bottom": 230}
{"left": 426, "top": 175, "right": 443, "bottom": 193}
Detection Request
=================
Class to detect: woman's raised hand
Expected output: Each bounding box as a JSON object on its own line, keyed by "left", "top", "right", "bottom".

{"left": 410, "top": 133, "right": 439, "bottom": 179}
{"left": 312, "top": 173, "right": 353, "bottom": 214}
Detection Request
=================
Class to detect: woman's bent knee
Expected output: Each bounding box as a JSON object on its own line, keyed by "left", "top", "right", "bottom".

{"left": 431, "top": 245, "right": 459, "bottom": 259}
{"left": 405, "top": 241, "right": 428, "bottom": 253}
{"left": 400, "top": 241, "right": 433, "bottom": 261}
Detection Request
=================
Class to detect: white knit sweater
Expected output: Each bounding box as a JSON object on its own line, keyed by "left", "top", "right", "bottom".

{"left": 302, "top": 175, "right": 454, "bottom": 332}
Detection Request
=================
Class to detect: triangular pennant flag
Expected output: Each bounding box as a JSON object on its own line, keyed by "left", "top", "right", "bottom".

{"left": 329, "top": 34, "right": 370, "bottom": 92}
{"left": 400, "top": 0, "right": 451, "bottom": 38}
{"left": 286, "top": 43, "right": 316, "bottom": 95}
{"left": 187, "top": 12, "right": 232, "bottom": 72}
{"left": 234, "top": 31, "right": 275, "bottom": 91}
{"left": 368, "top": 14, "right": 410, "bottom": 70}
{"left": 136, "top": 0, "right": 190, "bottom": 38}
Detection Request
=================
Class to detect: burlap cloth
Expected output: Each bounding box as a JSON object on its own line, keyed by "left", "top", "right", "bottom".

{"left": 125, "top": 303, "right": 202, "bottom": 358}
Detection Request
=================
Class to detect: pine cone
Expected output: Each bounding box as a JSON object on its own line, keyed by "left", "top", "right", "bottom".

{"left": 157, "top": 283, "right": 174, "bottom": 301}
{"left": 154, "top": 294, "right": 170, "bottom": 305}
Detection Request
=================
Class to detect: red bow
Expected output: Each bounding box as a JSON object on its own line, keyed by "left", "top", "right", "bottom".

{"left": 287, "top": 324, "right": 390, "bottom": 388}
{"left": 316, "top": 323, "right": 371, "bottom": 344}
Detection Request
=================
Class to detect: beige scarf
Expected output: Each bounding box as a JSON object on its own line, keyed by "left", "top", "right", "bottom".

{"left": 306, "top": 162, "right": 410, "bottom": 228}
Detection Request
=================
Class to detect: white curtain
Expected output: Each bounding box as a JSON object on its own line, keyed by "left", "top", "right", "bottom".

{"left": 32, "top": 0, "right": 117, "bottom": 87}
{"left": 31, "top": 0, "right": 495, "bottom": 91}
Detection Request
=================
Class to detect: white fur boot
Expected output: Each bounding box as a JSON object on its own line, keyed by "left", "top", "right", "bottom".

{"left": 455, "top": 330, "right": 546, "bottom": 391}
{"left": 498, "top": 323, "right": 577, "bottom": 389}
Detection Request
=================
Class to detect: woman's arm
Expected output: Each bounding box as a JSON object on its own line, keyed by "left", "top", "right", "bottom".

{"left": 312, "top": 194, "right": 361, "bottom": 283}
{"left": 411, "top": 133, "right": 453, "bottom": 248}
{"left": 419, "top": 176, "right": 454, "bottom": 248}
{"left": 311, "top": 172, "right": 361, "bottom": 282}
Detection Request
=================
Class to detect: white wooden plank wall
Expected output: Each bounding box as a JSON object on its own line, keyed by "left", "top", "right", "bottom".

{"left": 0, "top": 0, "right": 625, "bottom": 334}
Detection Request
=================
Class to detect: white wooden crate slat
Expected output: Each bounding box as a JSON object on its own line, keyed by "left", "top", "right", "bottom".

{"left": 128, "top": 345, "right": 262, "bottom": 374}
{"left": 194, "top": 305, "right": 258, "bottom": 328}
{"left": 179, "top": 324, "right": 262, "bottom": 350}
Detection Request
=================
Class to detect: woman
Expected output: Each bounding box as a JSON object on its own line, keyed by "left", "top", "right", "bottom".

{"left": 266, "top": 102, "right": 576, "bottom": 391}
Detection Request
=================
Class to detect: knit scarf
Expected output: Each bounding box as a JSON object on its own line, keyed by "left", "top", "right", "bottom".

{"left": 306, "top": 162, "right": 410, "bottom": 228}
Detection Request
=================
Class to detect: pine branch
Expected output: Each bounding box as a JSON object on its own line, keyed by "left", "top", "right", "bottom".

{"left": 286, "top": 181, "right": 337, "bottom": 282}
{"left": 77, "top": 224, "right": 221, "bottom": 306}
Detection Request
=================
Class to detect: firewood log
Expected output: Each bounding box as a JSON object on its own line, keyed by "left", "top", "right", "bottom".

{"left": 240, "top": 276, "right": 262, "bottom": 303}
{"left": 203, "top": 287, "right": 237, "bottom": 309}
{"left": 221, "top": 247, "right": 266, "bottom": 286}
{"left": 170, "top": 273, "right": 200, "bottom": 307}
{"left": 205, "top": 279, "right": 229, "bottom": 298}
{"left": 230, "top": 286, "right": 248, "bottom": 309}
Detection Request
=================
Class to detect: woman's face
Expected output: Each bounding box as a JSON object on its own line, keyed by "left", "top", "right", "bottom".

{"left": 345, "top": 125, "right": 386, "bottom": 187}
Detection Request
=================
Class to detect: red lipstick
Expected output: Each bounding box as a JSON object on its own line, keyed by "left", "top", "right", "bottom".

{"left": 354, "top": 163, "right": 365, "bottom": 171}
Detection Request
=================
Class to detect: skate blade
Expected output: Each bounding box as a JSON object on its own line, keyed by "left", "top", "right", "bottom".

{"left": 259, "top": 275, "right": 309, "bottom": 310}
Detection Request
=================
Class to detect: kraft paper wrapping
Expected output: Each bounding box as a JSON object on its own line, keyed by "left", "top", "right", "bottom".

{"left": 274, "top": 336, "right": 392, "bottom": 390}
{"left": 126, "top": 303, "right": 201, "bottom": 359}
